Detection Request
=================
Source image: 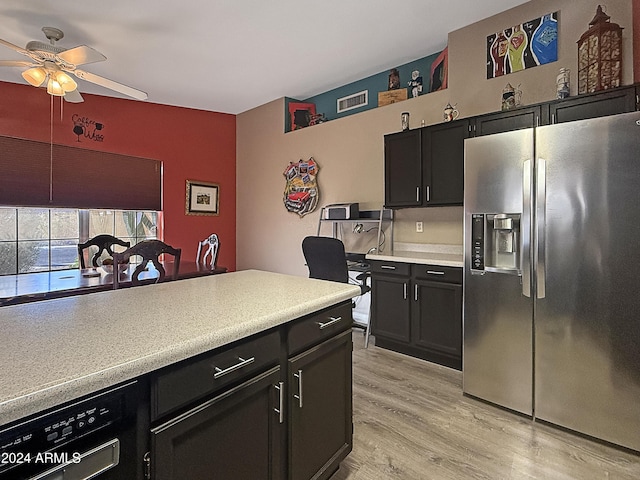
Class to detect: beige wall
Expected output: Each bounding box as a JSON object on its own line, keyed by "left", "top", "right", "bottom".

{"left": 237, "top": 0, "right": 634, "bottom": 277}
{"left": 449, "top": 0, "right": 633, "bottom": 116}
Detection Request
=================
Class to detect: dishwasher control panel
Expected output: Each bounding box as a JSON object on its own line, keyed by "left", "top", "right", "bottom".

{"left": 0, "top": 383, "right": 130, "bottom": 474}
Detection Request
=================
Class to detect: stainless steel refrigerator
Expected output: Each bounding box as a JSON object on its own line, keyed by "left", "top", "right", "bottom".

{"left": 463, "top": 111, "right": 640, "bottom": 452}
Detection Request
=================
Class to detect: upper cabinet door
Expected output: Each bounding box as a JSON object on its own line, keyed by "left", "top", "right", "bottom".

{"left": 473, "top": 106, "right": 546, "bottom": 137}
{"left": 422, "top": 120, "right": 470, "bottom": 206}
{"left": 548, "top": 85, "right": 637, "bottom": 124}
{"left": 384, "top": 129, "right": 422, "bottom": 208}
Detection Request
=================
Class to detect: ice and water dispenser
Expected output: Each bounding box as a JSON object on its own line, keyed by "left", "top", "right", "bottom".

{"left": 471, "top": 213, "right": 521, "bottom": 274}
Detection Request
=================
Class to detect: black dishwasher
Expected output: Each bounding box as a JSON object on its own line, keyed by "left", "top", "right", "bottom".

{"left": 0, "top": 380, "right": 142, "bottom": 480}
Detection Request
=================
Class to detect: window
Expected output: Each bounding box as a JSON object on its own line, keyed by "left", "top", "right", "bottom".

{"left": 0, "top": 208, "right": 158, "bottom": 275}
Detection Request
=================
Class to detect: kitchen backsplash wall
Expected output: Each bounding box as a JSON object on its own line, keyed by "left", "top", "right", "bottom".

{"left": 393, "top": 207, "right": 463, "bottom": 246}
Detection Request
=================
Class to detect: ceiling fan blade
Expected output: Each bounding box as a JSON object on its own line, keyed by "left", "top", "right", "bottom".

{"left": 0, "top": 38, "right": 30, "bottom": 56}
{"left": 0, "top": 60, "right": 37, "bottom": 67}
{"left": 74, "top": 69, "right": 147, "bottom": 100}
{"left": 58, "top": 45, "right": 106, "bottom": 66}
{"left": 64, "top": 88, "right": 84, "bottom": 103}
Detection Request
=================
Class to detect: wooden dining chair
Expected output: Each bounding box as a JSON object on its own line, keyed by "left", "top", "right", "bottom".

{"left": 77, "top": 234, "right": 131, "bottom": 269}
{"left": 196, "top": 233, "right": 220, "bottom": 269}
{"left": 112, "top": 239, "right": 181, "bottom": 289}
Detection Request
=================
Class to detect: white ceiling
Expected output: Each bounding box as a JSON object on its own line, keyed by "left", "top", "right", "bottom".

{"left": 0, "top": 0, "right": 529, "bottom": 114}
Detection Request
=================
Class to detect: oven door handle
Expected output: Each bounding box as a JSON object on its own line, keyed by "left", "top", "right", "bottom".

{"left": 28, "top": 438, "right": 120, "bottom": 480}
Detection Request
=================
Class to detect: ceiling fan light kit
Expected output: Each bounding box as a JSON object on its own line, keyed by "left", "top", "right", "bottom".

{"left": 0, "top": 26, "right": 147, "bottom": 103}
{"left": 55, "top": 71, "right": 77, "bottom": 92}
{"left": 21, "top": 67, "right": 47, "bottom": 87}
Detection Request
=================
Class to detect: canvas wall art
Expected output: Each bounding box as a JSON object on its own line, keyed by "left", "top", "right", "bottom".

{"left": 487, "top": 12, "right": 558, "bottom": 79}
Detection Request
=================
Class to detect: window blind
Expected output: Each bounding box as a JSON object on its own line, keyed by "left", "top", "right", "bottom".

{"left": 0, "top": 136, "right": 162, "bottom": 211}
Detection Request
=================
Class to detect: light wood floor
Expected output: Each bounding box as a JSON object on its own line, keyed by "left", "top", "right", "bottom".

{"left": 332, "top": 333, "right": 640, "bottom": 480}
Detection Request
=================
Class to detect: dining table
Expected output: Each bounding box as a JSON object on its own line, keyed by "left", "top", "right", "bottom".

{"left": 0, "top": 262, "right": 227, "bottom": 307}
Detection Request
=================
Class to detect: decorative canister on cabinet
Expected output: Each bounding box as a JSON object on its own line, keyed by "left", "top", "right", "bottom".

{"left": 556, "top": 68, "right": 571, "bottom": 99}
{"left": 401, "top": 112, "right": 410, "bottom": 131}
{"left": 577, "top": 5, "right": 623, "bottom": 94}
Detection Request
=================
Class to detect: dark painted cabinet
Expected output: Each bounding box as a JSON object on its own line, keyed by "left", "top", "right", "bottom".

{"left": 422, "top": 120, "right": 470, "bottom": 206}
{"left": 370, "top": 262, "right": 411, "bottom": 343}
{"left": 384, "top": 85, "right": 639, "bottom": 206}
{"left": 152, "top": 368, "right": 284, "bottom": 480}
{"left": 150, "top": 301, "right": 353, "bottom": 480}
{"left": 548, "top": 85, "right": 637, "bottom": 124}
{"left": 370, "top": 260, "right": 462, "bottom": 370}
{"left": 411, "top": 265, "right": 463, "bottom": 370}
{"left": 384, "top": 129, "right": 421, "bottom": 208}
{"left": 288, "top": 329, "right": 353, "bottom": 480}
{"left": 384, "top": 120, "right": 470, "bottom": 208}
{"left": 473, "top": 105, "right": 546, "bottom": 136}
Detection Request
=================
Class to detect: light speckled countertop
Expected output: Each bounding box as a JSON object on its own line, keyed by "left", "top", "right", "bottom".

{"left": 0, "top": 270, "right": 360, "bottom": 426}
{"left": 366, "top": 243, "right": 463, "bottom": 268}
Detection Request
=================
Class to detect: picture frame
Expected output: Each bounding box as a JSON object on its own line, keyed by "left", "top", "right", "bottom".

{"left": 430, "top": 47, "right": 448, "bottom": 92}
{"left": 185, "top": 180, "right": 219, "bottom": 216}
{"left": 288, "top": 102, "right": 316, "bottom": 130}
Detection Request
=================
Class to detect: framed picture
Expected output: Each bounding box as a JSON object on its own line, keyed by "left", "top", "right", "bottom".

{"left": 186, "top": 180, "right": 219, "bottom": 215}
{"left": 288, "top": 102, "right": 316, "bottom": 130}
{"left": 430, "top": 47, "right": 448, "bottom": 92}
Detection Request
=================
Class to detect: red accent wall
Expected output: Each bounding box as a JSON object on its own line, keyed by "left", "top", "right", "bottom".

{"left": 0, "top": 81, "right": 236, "bottom": 271}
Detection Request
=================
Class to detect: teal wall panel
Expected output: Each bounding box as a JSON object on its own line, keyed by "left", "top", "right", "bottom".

{"left": 302, "top": 51, "right": 442, "bottom": 123}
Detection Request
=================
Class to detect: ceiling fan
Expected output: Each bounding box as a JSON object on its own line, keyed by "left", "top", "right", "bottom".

{"left": 0, "top": 27, "right": 147, "bottom": 103}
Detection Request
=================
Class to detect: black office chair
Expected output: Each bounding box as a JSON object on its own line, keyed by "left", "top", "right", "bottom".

{"left": 302, "top": 236, "right": 372, "bottom": 347}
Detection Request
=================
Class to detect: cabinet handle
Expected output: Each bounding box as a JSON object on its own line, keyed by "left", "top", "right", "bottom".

{"left": 414, "top": 284, "right": 418, "bottom": 301}
{"left": 551, "top": 113, "right": 556, "bottom": 124}
{"left": 426, "top": 186, "right": 430, "bottom": 202}
{"left": 426, "top": 270, "right": 445, "bottom": 275}
{"left": 403, "top": 282, "right": 407, "bottom": 300}
{"left": 213, "top": 356, "right": 255, "bottom": 379}
{"left": 317, "top": 316, "right": 342, "bottom": 329}
{"left": 293, "top": 370, "right": 303, "bottom": 408}
{"left": 416, "top": 186, "right": 420, "bottom": 202}
{"left": 274, "top": 382, "right": 284, "bottom": 423}
{"left": 381, "top": 265, "right": 396, "bottom": 270}
{"left": 144, "top": 452, "right": 151, "bottom": 480}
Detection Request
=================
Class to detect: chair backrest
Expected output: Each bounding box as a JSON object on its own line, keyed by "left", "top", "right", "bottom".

{"left": 112, "top": 239, "right": 181, "bottom": 288}
{"left": 196, "top": 233, "right": 220, "bottom": 269}
{"left": 77, "top": 234, "right": 131, "bottom": 269}
{"left": 302, "top": 236, "right": 349, "bottom": 284}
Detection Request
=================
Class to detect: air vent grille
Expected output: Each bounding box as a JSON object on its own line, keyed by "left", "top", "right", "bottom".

{"left": 337, "top": 90, "right": 368, "bottom": 113}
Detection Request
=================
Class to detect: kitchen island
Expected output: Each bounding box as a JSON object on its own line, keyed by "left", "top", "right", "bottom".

{"left": 0, "top": 270, "right": 360, "bottom": 479}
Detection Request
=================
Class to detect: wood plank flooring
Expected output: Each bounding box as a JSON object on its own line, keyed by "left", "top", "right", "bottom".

{"left": 332, "top": 333, "right": 640, "bottom": 480}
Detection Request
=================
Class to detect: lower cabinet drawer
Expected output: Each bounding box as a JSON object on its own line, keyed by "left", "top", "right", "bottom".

{"left": 288, "top": 301, "right": 353, "bottom": 355}
{"left": 412, "top": 264, "right": 462, "bottom": 283}
{"left": 152, "top": 329, "right": 280, "bottom": 421}
{"left": 370, "top": 260, "right": 411, "bottom": 276}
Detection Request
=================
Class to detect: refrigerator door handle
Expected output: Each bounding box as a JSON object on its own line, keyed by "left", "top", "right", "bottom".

{"left": 536, "top": 158, "right": 546, "bottom": 299}
{"left": 521, "top": 159, "right": 532, "bottom": 298}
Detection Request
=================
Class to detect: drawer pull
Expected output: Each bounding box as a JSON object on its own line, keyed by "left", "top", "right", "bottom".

{"left": 213, "top": 356, "right": 255, "bottom": 379}
{"left": 274, "top": 382, "right": 284, "bottom": 423}
{"left": 426, "top": 270, "right": 445, "bottom": 275}
{"left": 293, "top": 370, "right": 303, "bottom": 408}
{"left": 318, "top": 316, "right": 342, "bottom": 329}
{"left": 380, "top": 265, "right": 396, "bottom": 270}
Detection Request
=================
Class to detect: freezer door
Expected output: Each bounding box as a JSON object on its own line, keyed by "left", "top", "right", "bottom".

{"left": 535, "top": 111, "right": 640, "bottom": 451}
{"left": 463, "top": 129, "right": 534, "bottom": 415}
